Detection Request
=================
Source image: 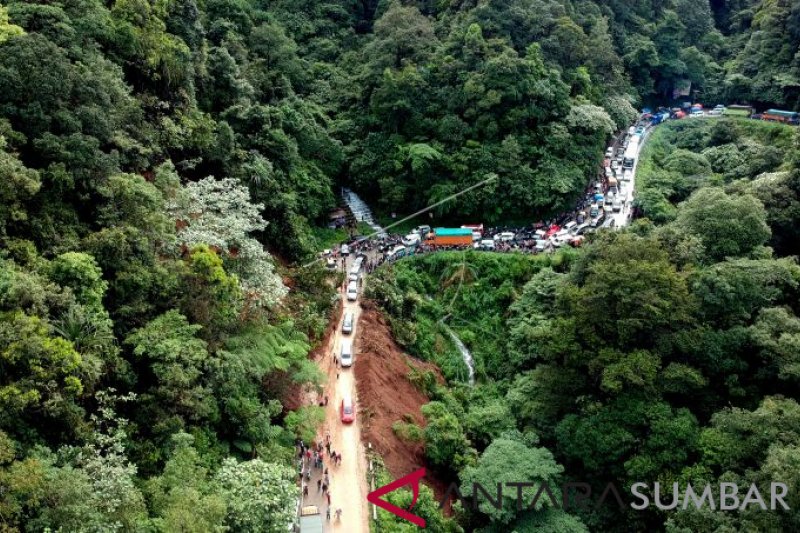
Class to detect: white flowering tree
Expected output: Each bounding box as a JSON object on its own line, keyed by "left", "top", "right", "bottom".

{"left": 603, "top": 94, "right": 639, "bottom": 131}
{"left": 214, "top": 457, "right": 298, "bottom": 532}
{"left": 565, "top": 102, "right": 616, "bottom": 136}
{"left": 169, "top": 176, "right": 287, "bottom": 309}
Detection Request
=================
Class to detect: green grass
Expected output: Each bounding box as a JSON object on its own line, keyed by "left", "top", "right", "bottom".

{"left": 355, "top": 221, "right": 375, "bottom": 236}
{"left": 310, "top": 226, "right": 349, "bottom": 252}
{"left": 310, "top": 221, "right": 384, "bottom": 251}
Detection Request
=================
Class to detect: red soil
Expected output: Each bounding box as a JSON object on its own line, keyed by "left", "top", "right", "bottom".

{"left": 354, "top": 301, "right": 450, "bottom": 502}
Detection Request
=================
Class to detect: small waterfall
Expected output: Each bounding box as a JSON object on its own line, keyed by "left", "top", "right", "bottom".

{"left": 440, "top": 322, "right": 475, "bottom": 386}
{"left": 342, "top": 187, "right": 387, "bottom": 238}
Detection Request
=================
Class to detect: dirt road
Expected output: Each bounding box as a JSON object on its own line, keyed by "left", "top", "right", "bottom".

{"left": 302, "top": 261, "right": 370, "bottom": 533}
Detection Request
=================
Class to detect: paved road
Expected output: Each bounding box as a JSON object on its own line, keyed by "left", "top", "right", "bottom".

{"left": 612, "top": 125, "right": 650, "bottom": 228}
{"left": 302, "top": 258, "right": 370, "bottom": 533}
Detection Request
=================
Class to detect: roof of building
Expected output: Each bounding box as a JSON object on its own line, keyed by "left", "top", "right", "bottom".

{"left": 434, "top": 228, "right": 474, "bottom": 236}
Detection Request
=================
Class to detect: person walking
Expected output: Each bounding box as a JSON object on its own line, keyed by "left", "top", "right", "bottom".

{"left": 317, "top": 479, "right": 322, "bottom": 492}
{"left": 335, "top": 508, "right": 342, "bottom": 521}
{"left": 326, "top": 492, "right": 331, "bottom": 506}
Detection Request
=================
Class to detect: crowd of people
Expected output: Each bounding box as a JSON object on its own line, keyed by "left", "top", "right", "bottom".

{"left": 297, "top": 436, "right": 343, "bottom": 522}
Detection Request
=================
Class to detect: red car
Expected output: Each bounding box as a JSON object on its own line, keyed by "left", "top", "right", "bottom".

{"left": 545, "top": 224, "right": 561, "bottom": 238}
{"left": 340, "top": 395, "right": 355, "bottom": 423}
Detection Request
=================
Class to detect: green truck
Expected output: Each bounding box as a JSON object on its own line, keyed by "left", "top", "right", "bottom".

{"left": 299, "top": 505, "right": 324, "bottom": 533}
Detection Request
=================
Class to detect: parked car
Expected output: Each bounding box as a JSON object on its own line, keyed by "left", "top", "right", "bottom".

{"left": 342, "top": 312, "right": 354, "bottom": 334}
{"left": 325, "top": 258, "right": 336, "bottom": 270}
{"left": 346, "top": 281, "right": 358, "bottom": 301}
{"left": 480, "top": 239, "right": 495, "bottom": 250}
{"left": 402, "top": 233, "right": 421, "bottom": 247}
{"left": 613, "top": 198, "right": 623, "bottom": 212}
{"left": 340, "top": 395, "right": 355, "bottom": 423}
{"left": 590, "top": 209, "right": 605, "bottom": 226}
{"left": 534, "top": 239, "right": 549, "bottom": 252}
{"left": 340, "top": 243, "right": 350, "bottom": 256}
{"left": 573, "top": 223, "right": 590, "bottom": 235}
{"left": 709, "top": 105, "right": 725, "bottom": 116}
{"left": 340, "top": 340, "right": 353, "bottom": 367}
{"left": 494, "top": 231, "right": 515, "bottom": 242}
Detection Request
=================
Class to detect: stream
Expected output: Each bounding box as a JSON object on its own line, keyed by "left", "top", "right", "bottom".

{"left": 342, "top": 187, "right": 387, "bottom": 238}
{"left": 440, "top": 321, "right": 475, "bottom": 386}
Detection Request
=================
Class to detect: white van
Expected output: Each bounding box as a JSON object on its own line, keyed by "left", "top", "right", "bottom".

{"left": 402, "top": 233, "right": 421, "bottom": 247}
{"left": 494, "top": 232, "right": 514, "bottom": 242}
{"left": 346, "top": 281, "right": 358, "bottom": 301}
{"left": 340, "top": 340, "right": 353, "bottom": 367}
{"left": 386, "top": 245, "right": 406, "bottom": 261}
{"left": 342, "top": 312, "right": 354, "bottom": 334}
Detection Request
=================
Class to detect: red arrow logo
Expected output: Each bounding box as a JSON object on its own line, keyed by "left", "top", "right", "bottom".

{"left": 367, "top": 467, "right": 427, "bottom": 528}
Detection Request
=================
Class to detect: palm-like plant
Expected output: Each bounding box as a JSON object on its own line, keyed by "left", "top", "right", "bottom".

{"left": 53, "top": 306, "right": 115, "bottom": 354}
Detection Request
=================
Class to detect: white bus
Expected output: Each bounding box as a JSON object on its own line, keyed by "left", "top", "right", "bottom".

{"left": 622, "top": 135, "right": 640, "bottom": 169}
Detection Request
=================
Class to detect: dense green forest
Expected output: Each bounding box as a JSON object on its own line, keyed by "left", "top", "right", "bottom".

{"left": 367, "top": 121, "right": 800, "bottom": 531}
{"left": 3, "top": 0, "right": 800, "bottom": 530}
{"left": 637, "top": 118, "right": 800, "bottom": 255}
